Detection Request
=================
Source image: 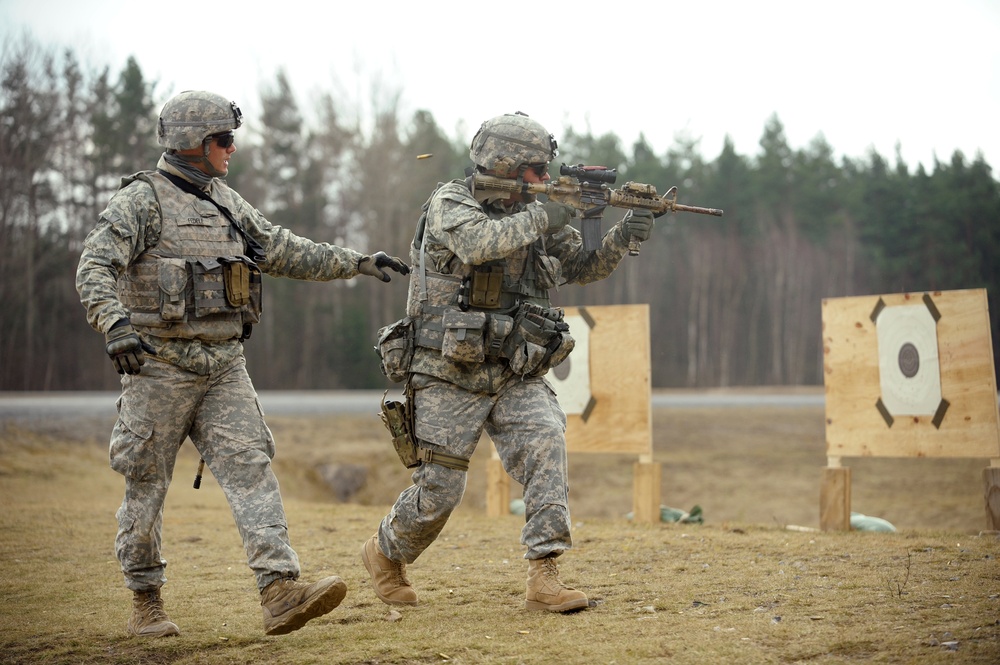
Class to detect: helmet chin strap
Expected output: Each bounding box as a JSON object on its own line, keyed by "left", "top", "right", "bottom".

{"left": 175, "top": 142, "right": 226, "bottom": 178}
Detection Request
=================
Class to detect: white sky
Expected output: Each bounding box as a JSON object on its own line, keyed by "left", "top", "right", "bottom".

{"left": 2, "top": 0, "right": 998, "bottom": 172}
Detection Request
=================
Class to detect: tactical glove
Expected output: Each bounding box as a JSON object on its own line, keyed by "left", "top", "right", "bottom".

{"left": 542, "top": 201, "right": 576, "bottom": 234}
{"left": 359, "top": 252, "right": 410, "bottom": 283}
{"left": 105, "top": 319, "right": 155, "bottom": 375}
{"left": 622, "top": 208, "right": 655, "bottom": 243}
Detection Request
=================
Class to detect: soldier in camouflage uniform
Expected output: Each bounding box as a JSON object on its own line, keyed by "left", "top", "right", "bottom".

{"left": 76, "top": 90, "right": 409, "bottom": 637}
{"left": 363, "top": 113, "right": 655, "bottom": 612}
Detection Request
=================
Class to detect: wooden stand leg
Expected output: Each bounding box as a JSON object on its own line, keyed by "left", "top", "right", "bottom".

{"left": 983, "top": 465, "right": 1000, "bottom": 530}
{"left": 820, "top": 466, "right": 851, "bottom": 531}
{"left": 632, "top": 461, "right": 661, "bottom": 525}
{"left": 487, "top": 457, "right": 510, "bottom": 518}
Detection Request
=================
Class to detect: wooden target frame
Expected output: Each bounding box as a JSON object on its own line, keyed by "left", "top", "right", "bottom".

{"left": 821, "top": 289, "right": 1000, "bottom": 530}
{"left": 485, "top": 304, "right": 661, "bottom": 523}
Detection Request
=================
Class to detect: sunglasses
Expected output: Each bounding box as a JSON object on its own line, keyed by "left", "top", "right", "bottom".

{"left": 526, "top": 163, "right": 548, "bottom": 178}
{"left": 208, "top": 131, "right": 236, "bottom": 149}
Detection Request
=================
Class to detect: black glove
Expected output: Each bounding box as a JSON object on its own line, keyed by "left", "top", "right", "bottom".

{"left": 358, "top": 252, "right": 410, "bottom": 282}
{"left": 622, "top": 208, "right": 655, "bottom": 243}
{"left": 542, "top": 201, "right": 576, "bottom": 234}
{"left": 105, "top": 319, "right": 155, "bottom": 375}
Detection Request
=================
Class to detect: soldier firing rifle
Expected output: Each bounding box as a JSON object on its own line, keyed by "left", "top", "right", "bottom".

{"left": 472, "top": 163, "right": 723, "bottom": 255}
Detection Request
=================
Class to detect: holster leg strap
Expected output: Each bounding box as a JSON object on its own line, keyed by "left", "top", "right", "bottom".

{"left": 416, "top": 447, "right": 470, "bottom": 472}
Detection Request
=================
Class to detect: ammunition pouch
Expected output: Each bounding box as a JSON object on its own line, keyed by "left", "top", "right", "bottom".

{"left": 469, "top": 265, "right": 505, "bottom": 308}
{"left": 124, "top": 254, "right": 261, "bottom": 342}
{"left": 185, "top": 256, "right": 262, "bottom": 323}
{"left": 379, "top": 391, "right": 469, "bottom": 471}
{"left": 223, "top": 258, "right": 251, "bottom": 307}
{"left": 222, "top": 256, "right": 262, "bottom": 325}
{"left": 412, "top": 299, "right": 573, "bottom": 376}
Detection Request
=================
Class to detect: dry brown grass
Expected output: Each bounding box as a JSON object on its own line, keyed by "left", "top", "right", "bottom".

{"left": 1, "top": 402, "right": 998, "bottom": 664}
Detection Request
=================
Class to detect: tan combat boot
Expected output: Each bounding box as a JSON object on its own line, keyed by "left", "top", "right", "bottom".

{"left": 525, "top": 555, "right": 589, "bottom": 613}
{"left": 361, "top": 534, "right": 418, "bottom": 606}
{"left": 127, "top": 589, "right": 180, "bottom": 637}
{"left": 260, "top": 575, "right": 347, "bottom": 635}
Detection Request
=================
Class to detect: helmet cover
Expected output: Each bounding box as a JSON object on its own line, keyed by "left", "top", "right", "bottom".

{"left": 157, "top": 90, "right": 243, "bottom": 150}
{"left": 469, "top": 112, "right": 557, "bottom": 177}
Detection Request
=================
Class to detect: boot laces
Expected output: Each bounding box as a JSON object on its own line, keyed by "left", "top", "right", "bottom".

{"left": 138, "top": 593, "right": 169, "bottom": 622}
{"left": 541, "top": 557, "right": 567, "bottom": 587}
{"left": 390, "top": 561, "right": 412, "bottom": 587}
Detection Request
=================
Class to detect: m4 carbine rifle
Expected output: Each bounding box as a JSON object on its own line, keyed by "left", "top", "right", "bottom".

{"left": 472, "top": 164, "right": 723, "bottom": 255}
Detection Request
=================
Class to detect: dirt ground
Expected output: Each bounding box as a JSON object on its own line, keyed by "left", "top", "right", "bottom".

{"left": 2, "top": 398, "right": 999, "bottom": 664}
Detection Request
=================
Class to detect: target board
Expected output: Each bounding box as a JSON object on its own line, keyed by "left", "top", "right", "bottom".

{"left": 545, "top": 304, "right": 652, "bottom": 456}
{"left": 822, "top": 289, "right": 1000, "bottom": 459}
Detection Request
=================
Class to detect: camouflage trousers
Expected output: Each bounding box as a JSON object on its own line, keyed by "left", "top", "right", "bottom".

{"left": 378, "top": 373, "right": 571, "bottom": 563}
{"left": 110, "top": 353, "right": 299, "bottom": 592}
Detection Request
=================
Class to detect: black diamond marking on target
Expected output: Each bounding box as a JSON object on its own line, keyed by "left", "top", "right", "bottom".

{"left": 898, "top": 342, "right": 919, "bottom": 378}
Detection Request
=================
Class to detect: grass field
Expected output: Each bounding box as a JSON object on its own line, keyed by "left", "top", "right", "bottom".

{"left": 1, "top": 399, "right": 998, "bottom": 664}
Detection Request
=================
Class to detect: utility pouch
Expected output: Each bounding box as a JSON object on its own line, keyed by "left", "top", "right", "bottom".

{"left": 533, "top": 253, "right": 563, "bottom": 291}
{"left": 508, "top": 339, "right": 549, "bottom": 376}
{"left": 158, "top": 258, "right": 189, "bottom": 321}
{"left": 544, "top": 328, "right": 575, "bottom": 372}
{"left": 505, "top": 303, "right": 575, "bottom": 376}
{"left": 375, "top": 317, "right": 415, "bottom": 383}
{"left": 441, "top": 310, "right": 486, "bottom": 363}
{"left": 379, "top": 391, "right": 419, "bottom": 468}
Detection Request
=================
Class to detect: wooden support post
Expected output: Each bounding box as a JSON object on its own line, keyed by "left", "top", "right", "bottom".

{"left": 486, "top": 457, "right": 510, "bottom": 518}
{"left": 983, "top": 460, "right": 1000, "bottom": 530}
{"left": 820, "top": 465, "right": 851, "bottom": 531}
{"left": 632, "top": 460, "right": 661, "bottom": 525}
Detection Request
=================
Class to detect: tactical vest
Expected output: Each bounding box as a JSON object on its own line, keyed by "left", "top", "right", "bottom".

{"left": 374, "top": 180, "right": 573, "bottom": 384}
{"left": 117, "top": 171, "right": 262, "bottom": 341}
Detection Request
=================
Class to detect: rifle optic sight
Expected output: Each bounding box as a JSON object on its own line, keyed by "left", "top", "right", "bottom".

{"left": 560, "top": 163, "right": 617, "bottom": 185}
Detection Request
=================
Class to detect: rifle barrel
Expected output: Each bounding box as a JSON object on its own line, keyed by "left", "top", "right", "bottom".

{"left": 673, "top": 204, "right": 724, "bottom": 216}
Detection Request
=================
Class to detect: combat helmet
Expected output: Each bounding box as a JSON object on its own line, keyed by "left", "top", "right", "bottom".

{"left": 157, "top": 91, "right": 243, "bottom": 150}
{"left": 469, "top": 112, "right": 557, "bottom": 178}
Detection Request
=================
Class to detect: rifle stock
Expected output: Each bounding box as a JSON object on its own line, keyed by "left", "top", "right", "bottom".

{"left": 471, "top": 168, "right": 723, "bottom": 255}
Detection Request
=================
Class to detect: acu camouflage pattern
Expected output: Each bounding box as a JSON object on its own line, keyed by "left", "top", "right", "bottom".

{"left": 377, "top": 177, "right": 634, "bottom": 562}
{"left": 77, "top": 153, "right": 365, "bottom": 375}
{"left": 112, "top": 356, "right": 297, "bottom": 592}
{"left": 379, "top": 374, "right": 570, "bottom": 563}
{"left": 468, "top": 113, "right": 556, "bottom": 177}
{"left": 77, "top": 152, "right": 367, "bottom": 592}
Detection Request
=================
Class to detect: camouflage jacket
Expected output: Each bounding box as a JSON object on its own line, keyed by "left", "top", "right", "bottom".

{"left": 407, "top": 178, "right": 631, "bottom": 393}
{"left": 76, "top": 154, "right": 365, "bottom": 375}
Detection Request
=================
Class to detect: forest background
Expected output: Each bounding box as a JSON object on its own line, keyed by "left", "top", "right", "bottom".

{"left": 2, "top": 35, "right": 999, "bottom": 392}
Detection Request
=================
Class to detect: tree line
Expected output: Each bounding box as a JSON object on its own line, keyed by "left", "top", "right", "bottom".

{"left": 2, "top": 35, "right": 998, "bottom": 391}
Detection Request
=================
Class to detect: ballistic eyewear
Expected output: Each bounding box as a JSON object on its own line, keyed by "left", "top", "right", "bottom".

{"left": 208, "top": 131, "right": 236, "bottom": 149}
{"left": 526, "top": 163, "right": 548, "bottom": 178}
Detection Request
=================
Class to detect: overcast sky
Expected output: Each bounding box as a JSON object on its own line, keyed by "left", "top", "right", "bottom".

{"left": 2, "top": 0, "right": 998, "bottom": 173}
